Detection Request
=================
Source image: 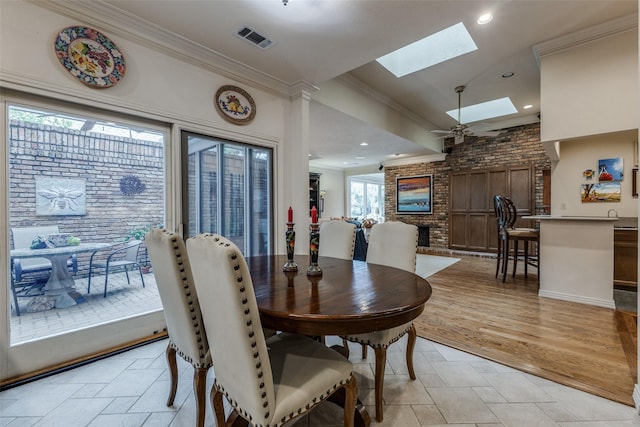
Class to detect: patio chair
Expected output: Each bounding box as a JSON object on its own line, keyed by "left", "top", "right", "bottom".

{"left": 145, "top": 229, "right": 211, "bottom": 427}
{"left": 87, "top": 240, "right": 145, "bottom": 297}
{"left": 341, "top": 221, "right": 418, "bottom": 422}
{"left": 10, "top": 225, "right": 78, "bottom": 316}
{"left": 186, "top": 233, "right": 357, "bottom": 427}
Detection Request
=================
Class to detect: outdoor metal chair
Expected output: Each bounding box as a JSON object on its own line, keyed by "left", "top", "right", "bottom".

{"left": 87, "top": 240, "right": 145, "bottom": 297}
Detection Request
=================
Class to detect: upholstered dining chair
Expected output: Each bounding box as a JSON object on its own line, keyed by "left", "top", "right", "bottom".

{"left": 186, "top": 233, "right": 358, "bottom": 427}
{"left": 318, "top": 220, "right": 357, "bottom": 260}
{"left": 341, "top": 221, "right": 418, "bottom": 422}
{"left": 145, "top": 229, "right": 212, "bottom": 427}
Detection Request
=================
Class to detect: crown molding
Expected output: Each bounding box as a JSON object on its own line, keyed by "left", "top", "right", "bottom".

{"left": 384, "top": 153, "right": 447, "bottom": 167}
{"left": 289, "top": 81, "right": 320, "bottom": 101}
{"left": 29, "top": 0, "right": 306, "bottom": 98}
{"left": 533, "top": 13, "right": 638, "bottom": 65}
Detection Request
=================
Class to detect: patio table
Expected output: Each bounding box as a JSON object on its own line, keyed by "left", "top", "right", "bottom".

{"left": 11, "top": 242, "right": 112, "bottom": 308}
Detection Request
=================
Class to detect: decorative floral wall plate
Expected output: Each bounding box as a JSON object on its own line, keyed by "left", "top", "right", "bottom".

{"left": 54, "top": 26, "right": 126, "bottom": 88}
{"left": 214, "top": 85, "right": 256, "bottom": 124}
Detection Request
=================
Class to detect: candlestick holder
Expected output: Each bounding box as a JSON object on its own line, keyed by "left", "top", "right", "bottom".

{"left": 283, "top": 222, "right": 298, "bottom": 272}
{"left": 307, "top": 223, "right": 322, "bottom": 276}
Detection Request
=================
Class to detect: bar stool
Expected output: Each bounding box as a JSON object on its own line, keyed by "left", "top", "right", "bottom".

{"left": 493, "top": 195, "right": 539, "bottom": 282}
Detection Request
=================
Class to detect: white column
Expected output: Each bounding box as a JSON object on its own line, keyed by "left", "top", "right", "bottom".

{"left": 282, "top": 83, "right": 317, "bottom": 255}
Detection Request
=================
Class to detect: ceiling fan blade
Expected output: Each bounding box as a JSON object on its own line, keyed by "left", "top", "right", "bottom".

{"left": 431, "top": 129, "right": 450, "bottom": 134}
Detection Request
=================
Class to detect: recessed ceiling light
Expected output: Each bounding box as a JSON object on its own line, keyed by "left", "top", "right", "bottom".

{"left": 477, "top": 13, "right": 493, "bottom": 25}
{"left": 355, "top": 156, "right": 366, "bottom": 160}
{"left": 523, "top": 104, "right": 533, "bottom": 109}
{"left": 360, "top": 142, "right": 368, "bottom": 146}
{"left": 392, "top": 153, "right": 401, "bottom": 157}
{"left": 502, "top": 72, "right": 514, "bottom": 78}
{"left": 376, "top": 22, "right": 477, "bottom": 78}
{"left": 447, "top": 97, "right": 518, "bottom": 123}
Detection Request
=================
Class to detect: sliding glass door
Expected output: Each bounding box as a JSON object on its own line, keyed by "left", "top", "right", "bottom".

{"left": 2, "top": 95, "right": 168, "bottom": 380}
{"left": 182, "top": 132, "right": 272, "bottom": 256}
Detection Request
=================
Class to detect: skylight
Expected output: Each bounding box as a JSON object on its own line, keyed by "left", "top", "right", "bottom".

{"left": 447, "top": 97, "right": 518, "bottom": 123}
{"left": 376, "top": 22, "right": 478, "bottom": 78}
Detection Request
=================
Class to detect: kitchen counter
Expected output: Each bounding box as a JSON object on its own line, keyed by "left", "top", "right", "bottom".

{"left": 613, "top": 217, "right": 638, "bottom": 229}
{"left": 523, "top": 215, "right": 617, "bottom": 308}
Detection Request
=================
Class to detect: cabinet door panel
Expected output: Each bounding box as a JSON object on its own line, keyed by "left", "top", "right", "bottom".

{"left": 509, "top": 168, "right": 532, "bottom": 211}
{"left": 450, "top": 213, "right": 468, "bottom": 248}
{"left": 468, "top": 214, "right": 488, "bottom": 250}
{"left": 469, "top": 172, "right": 487, "bottom": 210}
{"left": 450, "top": 173, "right": 468, "bottom": 211}
{"left": 614, "top": 229, "right": 638, "bottom": 287}
{"left": 488, "top": 170, "right": 507, "bottom": 208}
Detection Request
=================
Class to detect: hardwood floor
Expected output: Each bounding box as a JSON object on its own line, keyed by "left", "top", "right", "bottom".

{"left": 413, "top": 253, "right": 637, "bottom": 406}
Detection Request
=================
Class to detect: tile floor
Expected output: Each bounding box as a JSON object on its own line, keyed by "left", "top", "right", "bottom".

{"left": 2, "top": 334, "right": 639, "bottom": 426}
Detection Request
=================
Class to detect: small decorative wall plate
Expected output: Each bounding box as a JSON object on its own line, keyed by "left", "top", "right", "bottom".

{"left": 54, "top": 26, "right": 126, "bottom": 88}
{"left": 214, "top": 85, "right": 256, "bottom": 125}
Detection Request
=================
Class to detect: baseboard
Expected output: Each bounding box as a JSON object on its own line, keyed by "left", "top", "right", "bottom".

{"left": 418, "top": 247, "right": 495, "bottom": 259}
{"left": 633, "top": 384, "right": 640, "bottom": 412}
{"left": 538, "top": 289, "right": 616, "bottom": 309}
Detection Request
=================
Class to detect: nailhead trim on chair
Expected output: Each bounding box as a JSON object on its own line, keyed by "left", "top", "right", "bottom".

{"left": 342, "top": 323, "right": 413, "bottom": 348}
{"left": 162, "top": 230, "right": 211, "bottom": 369}
{"left": 215, "top": 378, "right": 351, "bottom": 427}
{"left": 206, "top": 234, "right": 354, "bottom": 427}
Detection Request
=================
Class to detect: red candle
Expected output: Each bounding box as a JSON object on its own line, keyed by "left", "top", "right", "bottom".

{"left": 288, "top": 206, "right": 293, "bottom": 223}
{"left": 311, "top": 206, "right": 318, "bottom": 223}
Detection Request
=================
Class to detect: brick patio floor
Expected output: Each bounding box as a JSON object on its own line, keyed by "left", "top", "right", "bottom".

{"left": 10, "top": 271, "right": 161, "bottom": 344}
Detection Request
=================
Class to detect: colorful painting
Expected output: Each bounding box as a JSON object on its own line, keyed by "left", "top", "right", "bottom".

{"left": 583, "top": 169, "right": 595, "bottom": 180}
{"left": 36, "top": 178, "right": 87, "bottom": 215}
{"left": 396, "top": 175, "right": 433, "bottom": 214}
{"left": 581, "top": 182, "right": 621, "bottom": 203}
{"left": 598, "top": 158, "right": 623, "bottom": 181}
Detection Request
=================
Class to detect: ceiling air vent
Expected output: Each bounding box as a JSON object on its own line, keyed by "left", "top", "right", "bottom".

{"left": 236, "top": 26, "right": 274, "bottom": 50}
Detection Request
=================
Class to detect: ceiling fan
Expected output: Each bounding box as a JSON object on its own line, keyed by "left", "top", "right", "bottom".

{"left": 432, "top": 85, "right": 502, "bottom": 144}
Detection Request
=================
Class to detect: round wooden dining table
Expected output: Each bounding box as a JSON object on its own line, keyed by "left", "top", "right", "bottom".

{"left": 246, "top": 254, "right": 432, "bottom": 336}
{"left": 243, "top": 254, "right": 432, "bottom": 427}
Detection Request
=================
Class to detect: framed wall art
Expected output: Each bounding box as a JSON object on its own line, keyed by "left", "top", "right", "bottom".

{"left": 581, "top": 182, "right": 621, "bottom": 203}
{"left": 633, "top": 168, "right": 638, "bottom": 197}
{"left": 597, "top": 157, "right": 623, "bottom": 181}
{"left": 396, "top": 174, "right": 433, "bottom": 214}
{"left": 214, "top": 85, "right": 256, "bottom": 125}
{"left": 36, "top": 177, "right": 87, "bottom": 216}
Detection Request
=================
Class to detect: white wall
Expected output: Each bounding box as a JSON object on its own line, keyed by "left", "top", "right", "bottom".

{"left": 551, "top": 130, "right": 638, "bottom": 217}
{"left": 540, "top": 28, "right": 638, "bottom": 143}
{"left": 309, "top": 166, "right": 345, "bottom": 219}
{"left": 0, "top": 1, "right": 309, "bottom": 239}
{"left": 313, "top": 77, "right": 441, "bottom": 153}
